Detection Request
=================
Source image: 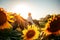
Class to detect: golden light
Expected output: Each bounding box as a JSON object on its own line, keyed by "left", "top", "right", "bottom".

{"left": 11, "top": 4, "right": 31, "bottom": 19}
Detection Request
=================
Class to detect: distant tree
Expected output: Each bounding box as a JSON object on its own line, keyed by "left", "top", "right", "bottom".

{"left": 33, "top": 19, "right": 40, "bottom": 26}
{"left": 39, "top": 14, "right": 51, "bottom": 28}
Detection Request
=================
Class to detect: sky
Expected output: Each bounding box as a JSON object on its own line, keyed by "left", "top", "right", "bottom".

{"left": 0, "top": 0, "right": 60, "bottom": 20}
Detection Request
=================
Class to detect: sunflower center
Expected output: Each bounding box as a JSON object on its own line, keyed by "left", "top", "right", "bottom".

{"left": 47, "top": 17, "right": 60, "bottom": 32}
{"left": 0, "top": 11, "right": 7, "bottom": 26}
{"left": 26, "top": 30, "right": 35, "bottom": 38}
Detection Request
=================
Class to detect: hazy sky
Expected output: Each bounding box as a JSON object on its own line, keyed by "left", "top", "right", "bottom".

{"left": 0, "top": 0, "right": 60, "bottom": 20}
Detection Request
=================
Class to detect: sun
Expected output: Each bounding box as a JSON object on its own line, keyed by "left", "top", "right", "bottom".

{"left": 11, "top": 4, "right": 31, "bottom": 19}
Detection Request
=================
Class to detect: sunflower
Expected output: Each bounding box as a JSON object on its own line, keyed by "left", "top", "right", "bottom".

{"left": 22, "top": 25, "right": 40, "bottom": 40}
{"left": 43, "top": 14, "right": 60, "bottom": 35}
{"left": 0, "top": 8, "right": 12, "bottom": 29}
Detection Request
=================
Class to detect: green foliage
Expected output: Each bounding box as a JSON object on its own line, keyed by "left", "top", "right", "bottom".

{"left": 39, "top": 14, "right": 51, "bottom": 28}
{"left": 0, "top": 29, "right": 23, "bottom": 40}
{"left": 39, "top": 22, "right": 46, "bottom": 28}
{"left": 33, "top": 19, "right": 40, "bottom": 26}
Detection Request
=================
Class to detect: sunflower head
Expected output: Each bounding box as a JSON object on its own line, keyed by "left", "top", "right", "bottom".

{"left": 45, "top": 14, "right": 60, "bottom": 35}
{"left": 0, "top": 8, "right": 7, "bottom": 26}
{"left": 22, "top": 25, "right": 40, "bottom": 40}
{"left": 0, "top": 8, "right": 12, "bottom": 29}
{"left": 26, "top": 30, "right": 35, "bottom": 39}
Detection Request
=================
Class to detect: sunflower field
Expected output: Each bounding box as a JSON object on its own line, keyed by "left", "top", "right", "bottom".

{"left": 0, "top": 8, "right": 60, "bottom": 40}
